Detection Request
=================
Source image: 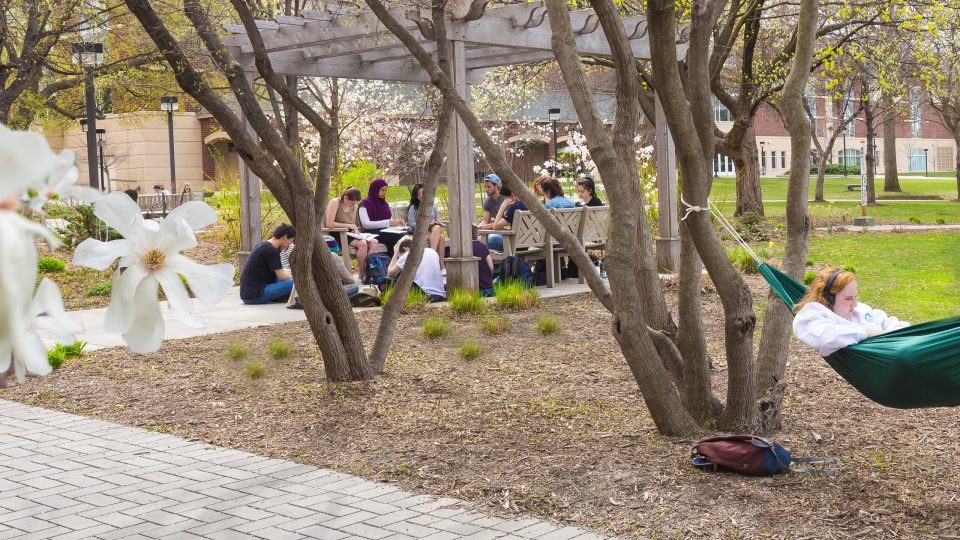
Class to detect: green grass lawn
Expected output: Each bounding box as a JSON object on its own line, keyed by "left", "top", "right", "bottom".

{"left": 754, "top": 200, "right": 960, "bottom": 223}
{"left": 711, "top": 176, "right": 960, "bottom": 202}
{"left": 805, "top": 233, "right": 960, "bottom": 322}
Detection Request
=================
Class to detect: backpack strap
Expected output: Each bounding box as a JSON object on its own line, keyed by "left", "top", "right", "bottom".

{"left": 791, "top": 465, "right": 837, "bottom": 477}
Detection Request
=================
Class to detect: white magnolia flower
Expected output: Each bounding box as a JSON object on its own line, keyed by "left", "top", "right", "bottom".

{"left": 25, "top": 149, "right": 101, "bottom": 214}
{"left": 0, "top": 124, "right": 98, "bottom": 211}
{"left": 73, "top": 192, "right": 235, "bottom": 353}
{"left": 0, "top": 211, "right": 81, "bottom": 384}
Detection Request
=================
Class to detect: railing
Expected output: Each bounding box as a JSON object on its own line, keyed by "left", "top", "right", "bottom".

{"left": 137, "top": 192, "right": 204, "bottom": 217}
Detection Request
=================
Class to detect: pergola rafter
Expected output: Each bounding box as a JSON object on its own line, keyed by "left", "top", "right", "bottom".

{"left": 226, "top": 0, "right": 682, "bottom": 289}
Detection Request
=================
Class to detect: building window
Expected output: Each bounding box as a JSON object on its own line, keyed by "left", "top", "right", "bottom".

{"left": 781, "top": 151, "right": 786, "bottom": 169}
{"left": 910, "top": 88, "right": 922, "bottom": 138}
{"left": 838, "top": 149, "right": 861, "bottom": 169}
{"left": 714, "top": 154, "right": 735, "bottom": 176}
{"left": 841, "top": 94, "right": 856, "bottom": 137}
{"left": 771, "top": 153, "right": 777, "bottom": 170}
{"left": 908, "top": 149, "right": 927, "bottom": 172}
{"left": 714, "top": 102, "right": 732, "bottom": 122}
{"left": 761, "top": 150, "right": 766, "bottom": 171}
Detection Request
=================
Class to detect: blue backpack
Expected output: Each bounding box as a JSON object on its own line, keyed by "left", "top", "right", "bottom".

{"left": 499, "top": 255, "right": 533, "bottom": 287}
{"left": 364, "top": 253, "right": 393, "bottom": 289}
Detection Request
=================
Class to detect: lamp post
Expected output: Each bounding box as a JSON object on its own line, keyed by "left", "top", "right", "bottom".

{"left": 72, "top": 42, "right": 104, "bottom": 190}
{"left": 924, "top": 148, "right": 929, "bottom": 177}
{"left": 96, "top": 128, "right": 107, "bottom": 192}
{"left": 160, "top": 96, "right": 179, "bottom": 193}
{"left": 548, "top": 107, "right": 561, "bottom": 175}
{"left": 759, "top": 141, "right": 767, "bottom": 176}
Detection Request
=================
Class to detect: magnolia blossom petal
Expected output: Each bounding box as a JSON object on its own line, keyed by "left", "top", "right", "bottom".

{"left": 166, "top": 255, "right": 235, "bottom": 306}
{"left": 74, "top": 238, "right": 132, "bottom": 271}
{"left": 93, "top": 192, "right": 145, "bottom": 240}
{"left": 32, "top": 278, "right": 84, "bottom": 343}
{"left": 156, "top": 217, "right": 198, "bottom": 255}
{"left": 162, "top": 201, "right": 218, "bottom": 233}
{"left": 155, "top": 268, "right": 203, "bottom": 329}
{"left": 123, "top": 276, "right": 165, "bottom": 354}
{"left": 104, "top": 264, "right": 150, "bottom": 335}
{"left": 0, "top": 125, "right": 56, "bottom": 199}
{"left": 11, "top": 331, "right": 50, "bottom": 383}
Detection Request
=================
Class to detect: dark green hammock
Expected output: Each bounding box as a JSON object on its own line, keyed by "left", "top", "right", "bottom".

{"left": 758, "top": 263, "right": 960, "bottom": 409}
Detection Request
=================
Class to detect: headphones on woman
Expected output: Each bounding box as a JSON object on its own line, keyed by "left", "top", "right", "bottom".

{"left": 823, "top": 269, "right": 846, "bottom": 306}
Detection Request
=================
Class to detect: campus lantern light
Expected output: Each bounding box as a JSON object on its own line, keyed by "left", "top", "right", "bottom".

{"left": 72, "top": 42, "right": 104, "bottom": 191}
{"left": 160, "top": 96, "right": 179, "bottom": 193}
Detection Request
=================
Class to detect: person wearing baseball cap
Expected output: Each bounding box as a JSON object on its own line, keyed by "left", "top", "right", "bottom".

{"left": 479, "top": 173, "right": 507, "bottom": 227}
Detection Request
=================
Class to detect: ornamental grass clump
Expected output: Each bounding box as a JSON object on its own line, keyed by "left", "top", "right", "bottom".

{"left": 245, "top": 361, "right": 266, "bottom": 379}
{"left": 38, "top": 257, "right": 66, "bottom": 273}
{"left": 536, "top": 314, "right": 560, "bottom": 335}
{"left": 421, "top": 316, "right": 451, "bottom": 339}
{"left": 493, "top": 280, "right": 538, "bottom": 309}
{"left": 448, "top": 288, "right": 484, "bottom": 315}
{"left": 267, "top": 338, "right": 292, "bottom": 359}
{"left": 226, "top": 342, "right": 248, "bottom": 361}
{"left": 382, "top": 284, "right": 429, "bottom": 309}
{"left": 480, "top": 314, "right": 510, "bottom": 335}
{"left": 458, "top": 339, "right": 482, "bottom": 359}
{"left": 85, "top": 280, "right": 112, "bottom": 296}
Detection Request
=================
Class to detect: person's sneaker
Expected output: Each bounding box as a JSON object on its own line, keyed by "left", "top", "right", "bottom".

{"left": 600, "top": 271, "right": 608, "bottom": 280}
{"left": 441, "top": 268, "right": 447, "bottom": 276}
{"left": 287, "top": 300, "right": 304, "bottom": 310}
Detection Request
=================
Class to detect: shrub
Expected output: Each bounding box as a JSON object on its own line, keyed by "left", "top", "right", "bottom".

{"left": 936, "top": 217, "right": 947, "bottom": 225}
{"left": 421, "top": 316, "right": 451, "bottom": 339}
{"left": 448, "top": 288, "right": 484, "bottom": 315}
{"left": 493, "top": 280, "right": 539, "bottom": 309}
{"left": 267, "top": 338, "right": 292, "bottom": 359}
{"left": 803, "top": 271, "right": 816, "bottom": 285}
{"left": 47, "top": 341, "right": 86, "bottom": 369}
{"left": 535, "top": 314, "right": 560, "bottom": 334}
{"left": 38, "top": 257, "right": 66, "bottom": 273}
{"left": 811, "top": 163, "right": 860, "bottom": 175}
{"left": 47, "top": 348, "right": 67, "bottom": 369}
{"left": 44, "top": 203, "right": 72, "bottom": 219}
{"left": 227, "top": 343, "right": 248, "bottom": 361}
{"left": 908, "top": 216, "right": 922, "bottom": 224}
{"left": 458, "top": 339, "right": 482, "bottom": 359}
{"left": 245, "top": 361, "right": 266, "bottom": 379}
{"left": 726, "top": 247, "right": 759, "bottom": 274}
{"left": 55, "top": 204, "right": 122, "bottom": 249}
{"left": 85, "top": 281, "right": 112, "bottom": 296}
{"left": 480, "top": 314, "right": 510, "bottom": 335}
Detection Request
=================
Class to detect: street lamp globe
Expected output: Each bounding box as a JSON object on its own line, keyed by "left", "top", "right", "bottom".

{"left": 71, "top": 42, "right": 104, "bottom": 67}
{"left": 547, "top": 108, "right": 561, "bottom": 121}
{"left": 160, "top": 96, "right": 179, "bottom": 112}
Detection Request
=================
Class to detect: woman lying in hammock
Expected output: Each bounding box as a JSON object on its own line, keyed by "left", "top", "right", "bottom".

{"left": 793, "top": 266, "right": 910, "bottom": 356}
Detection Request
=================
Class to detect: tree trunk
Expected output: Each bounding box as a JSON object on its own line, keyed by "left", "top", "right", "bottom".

{"left": 730, "top": 127, "right": 765, "bottom": 216}
{"left": 882, "top": 93, "right": 901, "bottom": 192}
{"left": 862, "top": 78, "right": 877, "bottom": 205}
{"left": 677, "top": 223, "right": 717, "bottom": 422}
{"left": 754, "top": 0, "right": 817, "bottom": 432}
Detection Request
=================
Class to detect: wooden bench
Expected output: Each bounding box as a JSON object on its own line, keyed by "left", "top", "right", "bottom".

{"left": 138, "top": 192, "right": 202, "bottom": 218}
{"left": 845, "top": 184, "right": 861, "bottom": 191}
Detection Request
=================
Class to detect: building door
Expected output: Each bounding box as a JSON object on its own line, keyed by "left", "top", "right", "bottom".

{"left": 714, "top": 154, "right": 735, "bottom": 177}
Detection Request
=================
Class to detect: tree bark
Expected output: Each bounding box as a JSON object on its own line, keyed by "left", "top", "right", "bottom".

{"left": 725, "top": 123, "right": 765, "bottom": 216}
{"left": 755, "top": 0, "right": 818, "bottom": 429}
{"left": 881, "top": 92, "right": 902, "bottom": 192}
{"left": 677, "top": 223, "right": 716, "bottom": 422}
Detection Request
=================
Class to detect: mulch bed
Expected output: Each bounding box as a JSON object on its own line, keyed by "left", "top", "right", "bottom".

{"left": 6, "top": 277, "right": 959, "bottom": 538}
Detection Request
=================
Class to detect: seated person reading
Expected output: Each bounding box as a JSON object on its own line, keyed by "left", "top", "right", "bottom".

{"left": 387, "top": 235, "right": 447, "bottom": 303}
{"left": 793, "top": 266, "right": 909, "bottom": 356}
{"left": 240, "top": 224, "right": 295, "bottom": 304}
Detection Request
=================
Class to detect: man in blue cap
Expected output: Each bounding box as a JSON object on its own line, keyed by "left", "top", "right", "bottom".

{"left": 479, "top": 173, "right": 508, "bottom": 226}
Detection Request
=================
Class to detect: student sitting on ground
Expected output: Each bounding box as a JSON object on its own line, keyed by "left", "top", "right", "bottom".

{"left": 472, "top": 225, "right": 495, "bottom": 297}
{"left": 387, "top": 235, "right": 447, "bottom": 303}
{"left": 240, "top": 224, "right": 296, "bottom": 304}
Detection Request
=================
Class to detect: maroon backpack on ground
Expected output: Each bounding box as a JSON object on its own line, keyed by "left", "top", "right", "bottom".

{"left": 692, "top": 435, "right": 837, "bottom": 477}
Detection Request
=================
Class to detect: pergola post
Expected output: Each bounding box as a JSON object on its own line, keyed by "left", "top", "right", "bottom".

{"left": 237, "top": 71, "right": 263, "bottom": 269}
{"left": 444, "top": 39, "right": 480, "bottom": 291}
{"left": 654, "top": 91, "right": 680, "bottom": 273}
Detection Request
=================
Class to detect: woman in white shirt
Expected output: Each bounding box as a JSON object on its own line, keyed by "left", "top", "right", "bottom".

{"left": 793, "top": 266, "right": 909, "bottom": 356}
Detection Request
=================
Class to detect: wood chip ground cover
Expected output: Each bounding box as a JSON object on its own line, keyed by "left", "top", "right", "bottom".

{"left": 3, "top": 277, "right": 958, "bottom": 539}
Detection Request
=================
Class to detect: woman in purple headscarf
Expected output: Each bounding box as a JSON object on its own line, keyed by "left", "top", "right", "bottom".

{"left": 358, "top": 178, "right": 407, "bottom": 255}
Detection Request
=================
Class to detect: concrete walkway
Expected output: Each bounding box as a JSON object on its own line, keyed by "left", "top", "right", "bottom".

{"left": 44, "top": 282, "right": 594, "bottom": 351}
{"left": 0, "top": 399, "right": 608, "bottom": 540}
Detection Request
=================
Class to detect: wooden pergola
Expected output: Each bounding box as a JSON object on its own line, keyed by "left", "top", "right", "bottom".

{"left": 222, "top": 0, "right": 681, "bottom": 290}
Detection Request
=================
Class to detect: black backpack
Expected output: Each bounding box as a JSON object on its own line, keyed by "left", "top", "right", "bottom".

{"left": 498, "top": 255, "right": 533, "bottom": 286}
{"left": 364, "top": 253, "right": 392, "bottom": 289}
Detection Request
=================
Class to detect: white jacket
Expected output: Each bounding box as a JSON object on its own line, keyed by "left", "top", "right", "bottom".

{"left": 792, "top": 301, "right": 909, "bottom": 356}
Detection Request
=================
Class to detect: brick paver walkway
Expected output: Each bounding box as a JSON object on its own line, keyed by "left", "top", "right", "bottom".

{"left": 0, "top": 400, "right": 608, "bottom": 540}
